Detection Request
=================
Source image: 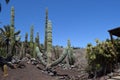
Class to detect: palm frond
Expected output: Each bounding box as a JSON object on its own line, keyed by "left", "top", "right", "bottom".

{"left": 5, "top": 0, "right": 10, "bottom": 4}
{"left": 4, "top": 25, "right": 10, "bottom": 32}
{"left": 0, "top": 3, "right": 1, "bottom": 12}
{"left": 0, "top": 28, "right": 5, "bottom": 34}
{"left": 14, "top": 30, "right": 21, "bottom": 35}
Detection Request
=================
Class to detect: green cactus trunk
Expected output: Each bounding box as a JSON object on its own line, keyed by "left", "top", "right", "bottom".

{"left": 46, "top": 20, "right": 52, "bottom": 64}
{"left": 24, "top": 32, "right": 28, "bottom": 56}
{"left": 36, "top": 46, "right": 47, "bottom": 66}
{"left": 20, "top": 42, "right": 24, "bottom": 59}
{"left": 25, "top": 32, "right": 28, "bottom": 43}
{"left": 54, "top": 46, "right": 60, "bottom": 59}
{"left": 67, "top": 48, "right": 75, "bottom": 65}
{"left": 44, "top": 8, "right": 48, "bottom": 52}
{"left": 10, "top": 6, "right": 15, "bottom": 55}
{"left": 30, "top": 25, "right": 34, "bottom": 57}
{"left": 10, "top": 6, "right": 14, "bottom": 38}
{"left": 67, "top": 39, "right": 75, "bottom": 65}
{"left": 35, "top": 46, "right": 68, "bottom": 68}
{"left": 30, "top": 25, "right": 34, "bottom": 43}
{"left": 50, "top": 48, "right": 68, "bottom": 67}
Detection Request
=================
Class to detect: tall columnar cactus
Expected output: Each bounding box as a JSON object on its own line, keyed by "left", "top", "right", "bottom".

{"left": 54, "top": 45, "right": 60, "bottom": 59}
{"left": 36, "top": 32, "right": 40, "bottom": 46}
{"left": 67, "top": 39, "right": 75, "bottom": 65}
{"left": 47, "top": 20, "right": 52, "bottom": 64}
{"left": 11, "top": 6, "right": 14, "bottom": 28}
{"left": 47, "top": 20, "right": 52, "bottom": 52}
{"left": 30, "top": 25, "right": 34, "bottom": 43}
{"left": 10, "top": 6, "right": 15, "bottom": 39}
{"left": 35, "top": 9, "right": 75, "bottom": 69}
{"left": 25, "top": 32, "right": 28, "bottom": 43}
{"left": 44, "top": 8, "right": 48, "bottom": 52}
{"left": 33, "top": 32, "right": 40, "bottom": 58}
{"left": 30, "top": 25, "right": 34, "bottom": 57}
{"left": 24, "top": 32, "right": 28, "bottom": 57}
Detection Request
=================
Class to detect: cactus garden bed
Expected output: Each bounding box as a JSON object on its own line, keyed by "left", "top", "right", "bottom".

{"left": 0, "top": 55, "right": 109, "bottom": 80}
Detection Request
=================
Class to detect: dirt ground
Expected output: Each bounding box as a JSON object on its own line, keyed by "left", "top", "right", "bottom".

{"left": 0, "top": 63, "right": 85, "bottom": 80}
{"left": 0, "top": 49, "right": 108, "bottom": 80}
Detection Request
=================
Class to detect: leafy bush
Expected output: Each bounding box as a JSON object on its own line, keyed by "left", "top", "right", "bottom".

{"left": 86, "top": 39, "right": 118, "bottom": 77}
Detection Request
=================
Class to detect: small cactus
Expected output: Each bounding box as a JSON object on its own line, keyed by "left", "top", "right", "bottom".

{"left": 3, "top": 64, "right": 8, "bottom": 77}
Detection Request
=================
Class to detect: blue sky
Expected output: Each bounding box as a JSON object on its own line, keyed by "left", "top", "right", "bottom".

{"left": 0, "top": 0, "right": 120, "bottom": 47}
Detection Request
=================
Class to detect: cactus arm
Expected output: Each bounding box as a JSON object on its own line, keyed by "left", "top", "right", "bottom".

{"left": 35, "top": 47, "right": 47, "bottom": 66}
{"left": 67, "top": 48, "right": 75, "bottom": 65}
{"left": 50, "top": 48, "right": 68, "bottom": 67}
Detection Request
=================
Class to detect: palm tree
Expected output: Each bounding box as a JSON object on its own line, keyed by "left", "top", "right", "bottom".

{"left": 0, "top": 25, "right": 11, "bottom": 55}
{"left": 0, "top": 25, "right": 20, "bottom": 57}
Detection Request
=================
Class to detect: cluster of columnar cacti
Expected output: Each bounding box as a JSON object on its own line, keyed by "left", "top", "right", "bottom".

{"left": 6, "top": 7, "right": 75, "bottom": 68}
{"left": 34, "top": 9, "right": 75, "bottom": 68}
{"left": 35, "top": 39, "right": 75, "bottom": 68}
